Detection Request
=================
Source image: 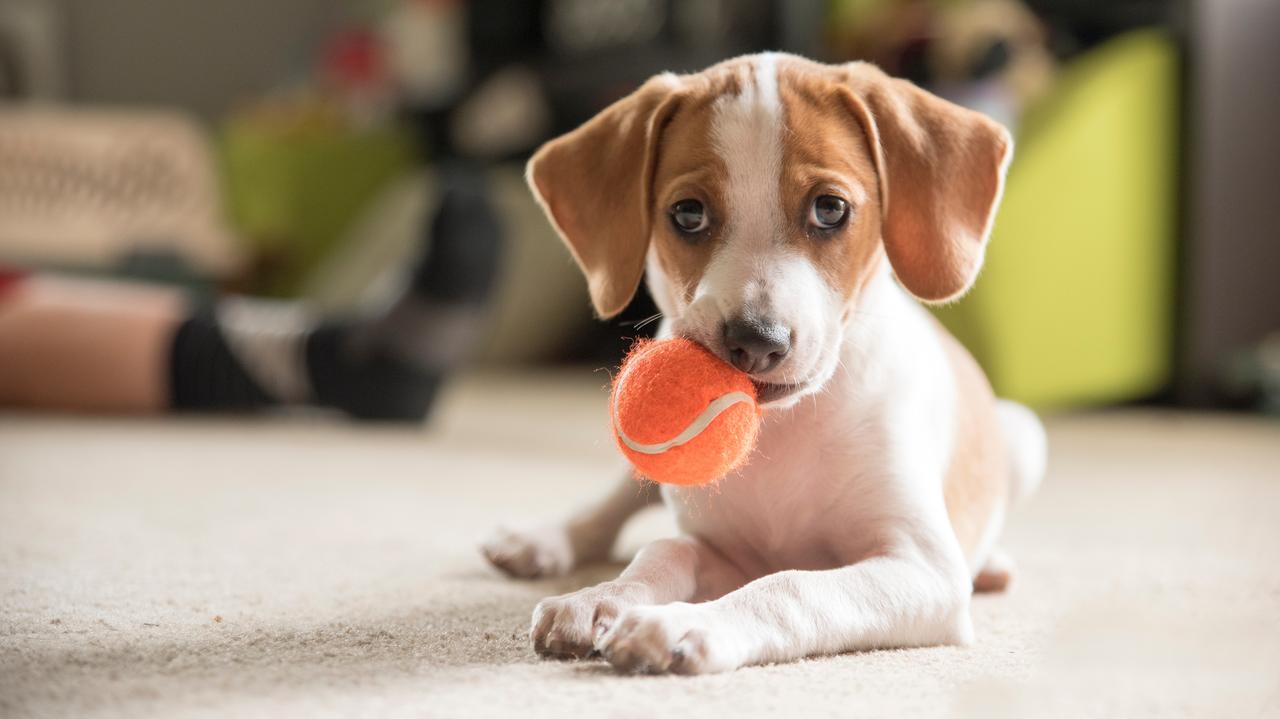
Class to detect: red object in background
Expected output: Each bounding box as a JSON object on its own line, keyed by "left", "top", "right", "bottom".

{"left": 0, "top": 266, "right": 30, "bottom": 300}
{"left": 323, "top": 27, "right": 388, "bottom": 93}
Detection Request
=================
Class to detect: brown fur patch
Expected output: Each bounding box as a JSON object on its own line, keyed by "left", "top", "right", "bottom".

{"left": 935, "top": 318, "right": 1010, "bottom": 567}
{"left": 838, "top": 63, "right": 1011, "bottom": 303}
{"left": 647, "top": 77, "right": 735, "bottom": 305}
{"left": 775, "top": 59, "right": 886, "bottom": 312}
{"left": 973, "top": 564, "right": 1011, "bottom": 593}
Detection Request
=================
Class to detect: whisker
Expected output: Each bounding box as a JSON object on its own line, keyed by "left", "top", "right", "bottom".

{"left": 628, "top": 312, "right": 665, "bottom": 331}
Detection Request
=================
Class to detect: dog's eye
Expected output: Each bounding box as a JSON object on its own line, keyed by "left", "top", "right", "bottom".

{"left": 670, "top": 199, "right": 708, "bottom": 233}
{"left": 810, "top": 195, "right": 849, "bottom": 230}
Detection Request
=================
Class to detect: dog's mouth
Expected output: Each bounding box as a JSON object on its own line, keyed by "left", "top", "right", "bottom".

{"left": 751, "top": 379, "right": 809, "bottom": 405}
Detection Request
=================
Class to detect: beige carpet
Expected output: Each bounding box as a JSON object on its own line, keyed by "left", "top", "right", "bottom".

{"left": 2, "top": 371, "right": 1278, "bottom": 718}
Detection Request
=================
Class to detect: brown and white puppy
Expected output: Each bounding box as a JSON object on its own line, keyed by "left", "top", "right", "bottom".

{"left": 483, "top": 53, "right": 1046, "bottom": 674}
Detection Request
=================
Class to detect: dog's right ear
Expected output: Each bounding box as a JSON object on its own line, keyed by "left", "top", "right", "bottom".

{"left": 527, "top": 75, "right": 684, "bottom": 319}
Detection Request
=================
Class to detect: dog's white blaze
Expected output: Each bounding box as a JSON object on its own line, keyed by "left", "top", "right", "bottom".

{"left": 710, "top": 53, "right": 783, "bottom": 246}
{"left": 705, "top": 52, "right": 786, "bottom": 307}
{"left": 614, "top": 391, "right": 754, "bottom": 455}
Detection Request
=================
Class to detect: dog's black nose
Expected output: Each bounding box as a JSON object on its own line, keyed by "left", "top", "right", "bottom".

{"left": 723, "top": 316, "right": 791, "bottom": 374}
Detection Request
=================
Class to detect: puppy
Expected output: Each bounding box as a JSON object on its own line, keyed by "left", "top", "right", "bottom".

{"left": 483, "top": 53, "right": 1047, "bottom": 675}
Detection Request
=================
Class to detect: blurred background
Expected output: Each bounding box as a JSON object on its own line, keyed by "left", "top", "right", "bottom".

{"left": 1, "top": 0, "right": 1277, "bottom": 415}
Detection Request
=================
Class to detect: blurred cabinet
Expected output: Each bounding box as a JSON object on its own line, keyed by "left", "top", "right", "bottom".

{"left": 1181, "top": 0, "right": 1280, "bottom": 406}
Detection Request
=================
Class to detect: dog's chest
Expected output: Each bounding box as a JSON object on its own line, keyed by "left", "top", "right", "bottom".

{"left": 663, "top": 402, "right": 887, "bottom": 574}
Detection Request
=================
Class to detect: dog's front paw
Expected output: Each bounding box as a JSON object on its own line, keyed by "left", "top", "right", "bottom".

{"left": 597, "top": 603, "right": 742, "bottom": 675}
{"left": 530, "top": 582, "right": 652, "bottom": 660}
{"left": 481, "top": 525, "right": 576, "bottom": 579}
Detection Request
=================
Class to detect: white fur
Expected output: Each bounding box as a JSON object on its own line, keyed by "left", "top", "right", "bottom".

{"left": 640, "top": 265, "right": 977, "bottom": 670}
{"left": 529, "top": 264, "right": 986, "bottom": 674}
{"left": 489, "top": 53, "right": 1046, "bottom": 675}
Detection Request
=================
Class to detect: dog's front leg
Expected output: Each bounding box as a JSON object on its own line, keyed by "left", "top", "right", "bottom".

{"left": 482, "top": 474, "right": 660, "bottom": 579}
{"left": 531, "top": 536, "right": 747, "bottom": 659}
{"left": 598, "top": 528, "right": 973, "bottom": 674}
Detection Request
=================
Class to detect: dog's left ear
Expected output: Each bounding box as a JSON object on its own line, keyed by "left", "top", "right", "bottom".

{"left": 839, "top": 63, "right": 1013, "bottom": 303}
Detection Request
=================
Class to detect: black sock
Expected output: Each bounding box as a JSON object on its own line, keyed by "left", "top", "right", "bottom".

{"left": 168, "top": 167, "right": 503, "bottom": 421}
{"left": 169, "top": 311, "right": 275, "bottom": 412}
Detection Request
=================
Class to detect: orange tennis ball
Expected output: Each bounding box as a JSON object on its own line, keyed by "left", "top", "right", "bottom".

{"left": 610, "top": 338, "right": 762, "bottom": 486}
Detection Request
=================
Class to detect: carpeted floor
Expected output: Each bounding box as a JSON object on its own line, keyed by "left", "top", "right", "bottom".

{"left": 1, "top": 371, "right": 1278, "bottom": 718}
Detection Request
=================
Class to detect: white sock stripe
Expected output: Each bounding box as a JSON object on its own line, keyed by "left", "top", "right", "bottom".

{"left": 614, "top": 391, "right": 755, "bottom": 455}
{"left": 216, "top": 298, "right": 314, "bottom": 403}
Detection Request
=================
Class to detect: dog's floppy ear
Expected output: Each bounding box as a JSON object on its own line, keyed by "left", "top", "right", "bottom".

{"left": 527, "top": 75, "right": 684, "bottom": 319}
{"left": 840, "top": 63, "right": 1012, "bottom": 303}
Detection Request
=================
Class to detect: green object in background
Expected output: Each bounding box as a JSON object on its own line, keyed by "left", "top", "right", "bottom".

{"left": 935, "top": 30, "right": 1178, "bottom": 410}
{"left": 221, "top": 117, "right": 416, "bottom": 296}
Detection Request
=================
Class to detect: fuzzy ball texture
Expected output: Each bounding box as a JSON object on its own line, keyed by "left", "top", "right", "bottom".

{"left": 610, "top": 337, "right": 761, "bottom": 486}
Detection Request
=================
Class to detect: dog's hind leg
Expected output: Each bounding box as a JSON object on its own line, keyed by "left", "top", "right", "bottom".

{"left": 970, "top": 402, "right": 1045, "bottom": 594}
{"left": 482, "top": 473, "right": 660, "bottom": 578}
{"left": 973, "top": 547, "right": 1015, "bottom": 593}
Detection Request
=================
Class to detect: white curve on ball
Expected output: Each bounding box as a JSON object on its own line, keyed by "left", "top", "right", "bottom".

{"left": 614, "top": 391, "right": 755, "bottom": 455}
